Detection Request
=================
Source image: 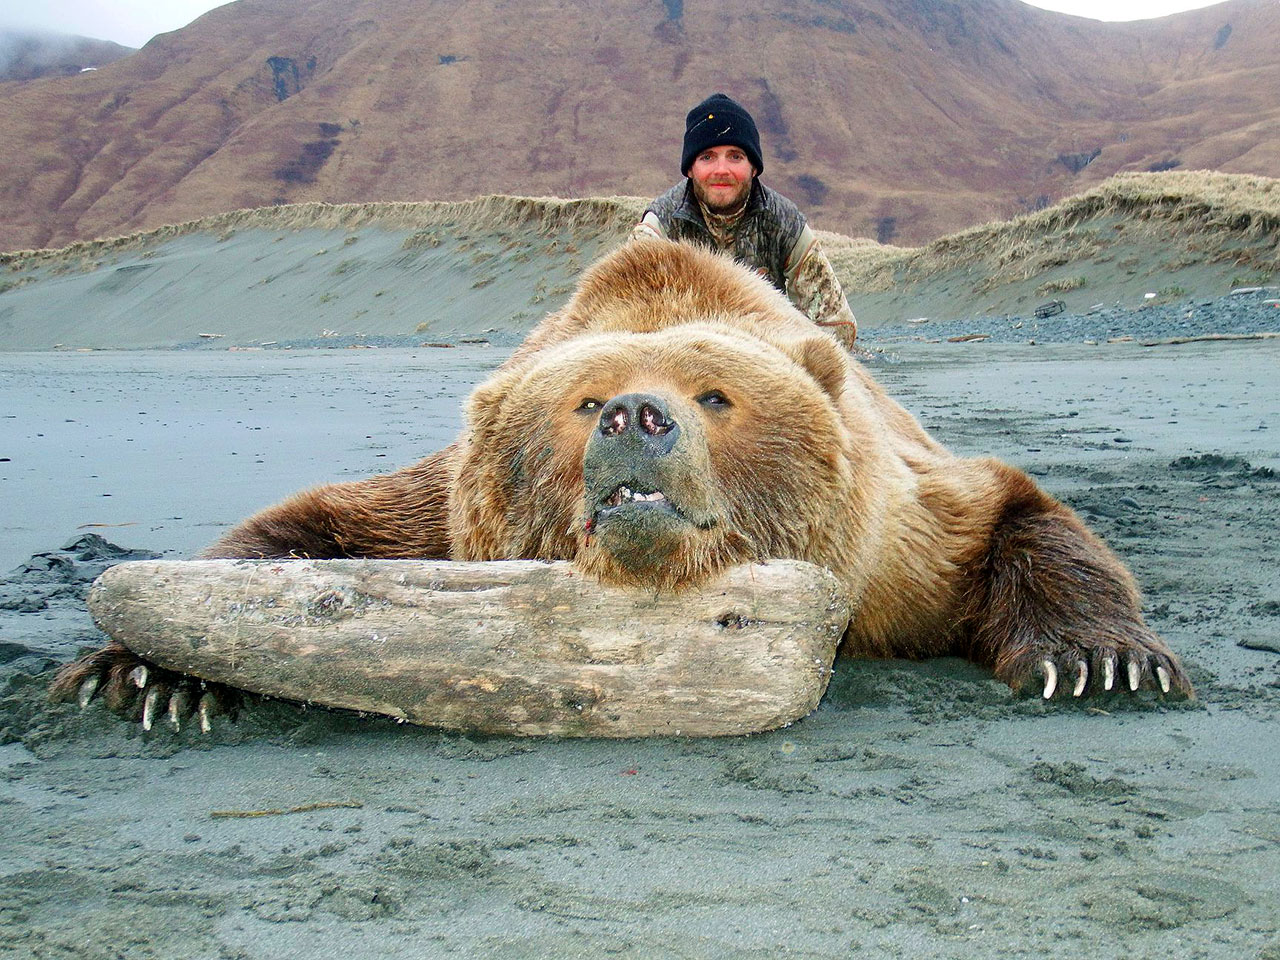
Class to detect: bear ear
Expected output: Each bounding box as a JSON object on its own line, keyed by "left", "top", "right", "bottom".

{"left": 785, "top": 335, "right": 847, "bottom": 401}
{"left": 463, "top": 365, "right": 522, "bottom": 435}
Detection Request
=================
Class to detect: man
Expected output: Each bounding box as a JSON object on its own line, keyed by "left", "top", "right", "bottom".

{"left": 633, "top": 92, "right": 858, "bottom": 348}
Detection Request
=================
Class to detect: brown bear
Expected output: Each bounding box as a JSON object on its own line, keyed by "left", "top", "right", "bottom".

{"left": 54, "top": 239, "right": 1191, "bottom": 728}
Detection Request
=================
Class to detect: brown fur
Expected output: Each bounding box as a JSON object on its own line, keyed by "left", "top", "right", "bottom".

{"left": 56, "top": 239, "right": 1190, "bottom": 705}
{"left": 204, "top": 447, "right": 455, "bottom": 560}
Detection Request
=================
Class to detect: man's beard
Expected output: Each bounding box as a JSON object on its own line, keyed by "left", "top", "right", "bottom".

{"left": 690, "top": 176, "right": 751, "bottom": 214}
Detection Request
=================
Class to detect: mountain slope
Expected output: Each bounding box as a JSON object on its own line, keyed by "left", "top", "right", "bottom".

{"left": 1, "top": 0, "right": 1277, "bottom": 251}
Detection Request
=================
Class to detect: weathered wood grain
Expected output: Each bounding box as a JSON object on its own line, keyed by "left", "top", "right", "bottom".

{"left": 87, "top": 559, "right": 851, "bottom": 737}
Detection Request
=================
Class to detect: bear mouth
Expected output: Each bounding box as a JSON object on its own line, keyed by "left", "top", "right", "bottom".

{"left": 590, "top": 483, "right": 716, "bottom": 531}
{"left": 594, "top": 484, "right": 676, "bottom": 520}
{"left": 604, "top": 484, "right": 668, "bottom": 508}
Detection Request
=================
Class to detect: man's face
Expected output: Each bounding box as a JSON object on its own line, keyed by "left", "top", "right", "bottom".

{"left": 688, "top": 145, "right": 755, "bottom": 213}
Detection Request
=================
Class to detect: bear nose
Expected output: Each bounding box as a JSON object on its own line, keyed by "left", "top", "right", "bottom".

{"left": 598, "top": 393, "right": 679, "bottom": 451}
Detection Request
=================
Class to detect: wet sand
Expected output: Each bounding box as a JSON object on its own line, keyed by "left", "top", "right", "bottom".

{"left": 1, "top": 340, "right": 1278, "bottom": 959}
{"left": 0, "top": 347, "right": 498, "bottom": 573}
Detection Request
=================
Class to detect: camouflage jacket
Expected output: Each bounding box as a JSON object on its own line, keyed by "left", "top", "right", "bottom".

{"left": 633, "top": 180, "right": 857, "bottom": 346}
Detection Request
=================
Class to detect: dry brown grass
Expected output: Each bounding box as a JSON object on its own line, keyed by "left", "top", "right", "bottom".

{"left": 819, "top": 233, "right": 908, "bottom": 292}
{"left": 0, "top": 195, "right": 649, "bottom": 269}
{"left": 829, "top": 171, "right": 1280, "bottom": 293}
{"left": 4, "top": 173, "right": 1277, "bottom": 298}
{"left": 1035, "top": 275, "right": 1088, "bottom": 295}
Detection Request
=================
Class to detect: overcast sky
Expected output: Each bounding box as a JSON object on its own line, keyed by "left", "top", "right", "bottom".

{"left": 0, "top": 0, "right": 1232, "bottom": 48}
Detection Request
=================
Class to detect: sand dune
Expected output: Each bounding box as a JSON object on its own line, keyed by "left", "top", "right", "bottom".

{"left": 1, "top": 173, "right": 1277, "bottom": 352}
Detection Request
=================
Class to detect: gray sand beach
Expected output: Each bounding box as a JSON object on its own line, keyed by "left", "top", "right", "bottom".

{"left": 2, "top": 335, "right": 1278, "bottom": 959}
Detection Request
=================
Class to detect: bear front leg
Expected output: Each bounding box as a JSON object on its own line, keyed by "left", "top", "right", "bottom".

{"left": 204, "top": 445, "right": 457, "bottom": 560}
{"left": 963, "top": 467, "right": 1192, "bottom": 700}
{"left": 51, "top": 449, "right": 458, "bottom": 729}
{"left": 50, "top": 643, "right": 240, "bottom": 733}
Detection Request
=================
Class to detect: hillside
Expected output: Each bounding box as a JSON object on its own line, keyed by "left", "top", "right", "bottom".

{"left": 0, "top": 171, "right": 1276, "bottom": 351}
{"left": 827, "top": 170, "right": 1280, "bottom": 324}
{"left": 0, "top": 196, "right": 645, "bottom": 351}
{"left": 1, "top": 0, "right": 1279, "bottom": 251}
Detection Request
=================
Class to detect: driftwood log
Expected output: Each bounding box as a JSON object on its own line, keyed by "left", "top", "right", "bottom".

{"left": 87, "top": 559, "right": 851, "bottom": 737}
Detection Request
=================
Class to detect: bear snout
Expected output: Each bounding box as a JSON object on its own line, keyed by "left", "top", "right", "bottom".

{"left": 580, "top": 390, "right": 724, "bottom": 579}
{"left": 596, "top": 393, "right": 680, "bottom": 455}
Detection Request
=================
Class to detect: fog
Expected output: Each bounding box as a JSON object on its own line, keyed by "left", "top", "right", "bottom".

{"left": 0, "top": 0, "right": 234, "bottom": 48}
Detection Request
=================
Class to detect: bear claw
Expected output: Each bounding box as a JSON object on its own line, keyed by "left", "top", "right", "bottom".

{"left": 1040, "top": 660, "right": 1058, "bottom": 699}
{"left": 167, "top": 688, "right": 195, "bottom": 731}
{"left": 1127, "top": 658, "right": 1141, "bottom": 692}
{"left": 1023, "top": 643, "right": 1189, "bottom": 701}
{"left": 1072, "top": 661, "right": 1088, "bottom": 698}
{"left": 142, "top": 685, "right": 168, "bottom": 731}
{"left": 198, "top": 692, "right": 220, "bottom": 734}
{"left": 52, "top": 644, "right": 240, "bottom": 734}
{"left": 77, "top": 676, "right": 100, "bottom": 710}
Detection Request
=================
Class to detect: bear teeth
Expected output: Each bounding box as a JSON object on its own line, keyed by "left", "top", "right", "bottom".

{"left": 607, "top": 485, "right": 666, "bottom": 507}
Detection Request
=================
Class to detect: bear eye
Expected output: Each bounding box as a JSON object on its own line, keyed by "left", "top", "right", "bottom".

{"left": 576, "top": 398, "right": 604, "bottom": 413}
{"left": 697, "top": 390, "right": 731, "bottom": 408}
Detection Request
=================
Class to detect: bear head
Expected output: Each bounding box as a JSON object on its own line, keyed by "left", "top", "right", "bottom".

{"left": 448, "top": 321, "right": 861, "bottom": 592}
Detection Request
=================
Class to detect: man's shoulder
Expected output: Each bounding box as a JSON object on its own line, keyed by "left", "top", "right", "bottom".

{"left": 647, "top": 181, "right": 692, "bottom": 217}
{"left": 749, "top": 183, "right": 807, "bottom": 246}
{"left": 753, "top": 182, "right": 805, "bottom": 225}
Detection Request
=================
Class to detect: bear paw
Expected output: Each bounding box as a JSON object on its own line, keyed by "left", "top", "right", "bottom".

{"left": 997, "top": 628, "right": 1193, "bottom": 701}
{"left": 50, "top": 643, "right": 240, "bottom": 733}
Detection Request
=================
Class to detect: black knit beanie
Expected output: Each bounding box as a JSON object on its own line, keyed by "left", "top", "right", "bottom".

{"left": 681, "top": 93, "right": 764, "bottom": 176}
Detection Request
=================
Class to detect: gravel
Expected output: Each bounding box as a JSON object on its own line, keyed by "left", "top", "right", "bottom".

{"left": 166, "top": 289, "right": 1280, "bottom": 352}
{"left": 863, "top": 288, "right": 1280, "bottom": 345}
